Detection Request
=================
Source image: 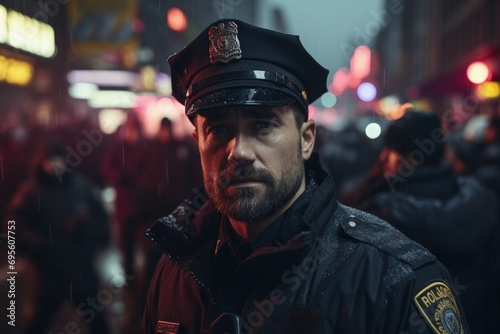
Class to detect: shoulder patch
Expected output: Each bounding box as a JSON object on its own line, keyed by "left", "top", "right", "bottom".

{"left": 413, "top": 281, "right": 465, "bottom": 334}
{"left": 156, "top": 321, "right": 180, "bottom": 334}
{"left": 337, "top": 206, "right": 436, "bottom": 269}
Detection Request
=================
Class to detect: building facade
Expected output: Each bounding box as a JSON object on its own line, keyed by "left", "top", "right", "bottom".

{"left": 376, "top": 0, "right": 500, "bottom": 121}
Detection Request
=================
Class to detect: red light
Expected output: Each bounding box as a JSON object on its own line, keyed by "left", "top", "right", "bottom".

{"left": 132, "top": 19, "right": 145, "bottom": 33}
{"left": 330, "top": 67, "right": 350, "bottom": 94}
{"left": 467, "top": 61, "right": 490, "bottom": 84}
{"left": 350, "top": 45, "right": 371, "bottom": 79}
{"left": 167, "top": 7, "right": 187, "bottom": 32}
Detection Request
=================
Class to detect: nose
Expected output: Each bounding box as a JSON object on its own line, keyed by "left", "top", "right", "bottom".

{"left": 227, "top": 133, "right": 256, "bottom": 166}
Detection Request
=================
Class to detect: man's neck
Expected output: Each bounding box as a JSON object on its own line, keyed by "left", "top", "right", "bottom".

{"left": 228, "top": 179, "right": 306, "bottom": 241}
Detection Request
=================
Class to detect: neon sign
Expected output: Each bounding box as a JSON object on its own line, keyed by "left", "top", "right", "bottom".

{"left": 0, "top": 55, "right": 34, "bottom": 86}
{"left": 0, "top": 5, "right": 56, "bottom": 58}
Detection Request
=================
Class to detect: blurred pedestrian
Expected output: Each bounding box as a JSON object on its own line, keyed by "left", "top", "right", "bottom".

{"left": 0, "top": 113, "right": 32, "bottom": 223}
{"left": 100, "top": 113, "right": 150, "bottom": 329}
{"left": 128, "top": 116, "right": 202, "bottom": 330}
{"left": 346, "top": 110, "right": 498, "bottom": 333}
{"left": 320, "top": 119, "right": 379, "bottom": 190}
{"left": 143, "top": 117, "right": 203, "bottom": 218}
{"left": 142, "top": 19, "right": 469, "bottom": 333}
{"left": 446, "top": 116, "right": 500, "bottom": 330}
{"left": 6, "top": 137, "right": 110, "bottom": 333}
{"left": 475, "top": 116, "right": 500, "bottom": 197}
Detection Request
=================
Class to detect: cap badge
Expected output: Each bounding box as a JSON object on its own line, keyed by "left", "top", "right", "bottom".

{"left": 208, "top": 21, "right": 242, "bottom": 64}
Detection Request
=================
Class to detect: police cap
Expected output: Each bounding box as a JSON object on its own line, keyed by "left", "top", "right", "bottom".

{"left": 168, "top": 19, "right": 329, "bottom": 120}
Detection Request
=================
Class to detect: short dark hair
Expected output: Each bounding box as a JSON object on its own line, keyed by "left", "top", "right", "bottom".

{"left": 289, "top": 102, "right": 306, "bottom": 129}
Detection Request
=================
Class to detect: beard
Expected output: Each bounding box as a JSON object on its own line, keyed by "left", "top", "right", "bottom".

{"left": 205, "top": 150, "right": 304, "bottom": 223}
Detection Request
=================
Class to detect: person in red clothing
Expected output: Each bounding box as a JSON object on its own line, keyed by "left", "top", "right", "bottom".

{"left": 100, "top": 113, "right": 150, "bottom": 330}
{"left": 7, "top": 137, "right": 110, "bottom": 334}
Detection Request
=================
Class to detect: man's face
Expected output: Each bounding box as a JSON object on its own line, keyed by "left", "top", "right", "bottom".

{"left": 194, "top": 105, "right": 315, "bottom": 223}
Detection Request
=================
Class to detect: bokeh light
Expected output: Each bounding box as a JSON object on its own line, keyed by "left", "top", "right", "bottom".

{"left": 476, "top": 81, "right": 500, "bottom": 99}
{"left": 167, "top": 7, "right": 188, "bottom": 32}
{"left": 321, "top": 92, "right": 337, "bottom": 108}
{"left": 357, "top": 82, "right": 377, "bottom": 102}
{"left": 467, "top": 61, "right": 490, "bottom": 84}
{"left": 365, "top": 122, "right": 381, "bottom": 139}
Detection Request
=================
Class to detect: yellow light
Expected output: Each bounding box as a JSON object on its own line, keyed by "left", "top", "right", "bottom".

{"left": 98, "top": 109, "right": 127, "bottom": 134}
{"left": 35, "top": 101, "right": 52, "bottom": 125}
{"left": 140, "top": 66, "right": 157, "bottom": 91}
{"left": 467, "top": 61, "right": 490, "bottom": 84}
{"left": 0, "top": 55, "right": 33, "bottom": 86}
{"left": 477, "top": 82, "right": 500, "bottom": 99}
{"left": 379, "top": 95, "right": 400, "bottom": 115}
{"left": 0, "top": 56, "right": 6, "bottom": 81}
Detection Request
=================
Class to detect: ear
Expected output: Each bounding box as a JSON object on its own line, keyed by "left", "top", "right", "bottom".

{"left": 300, "top": 119, "right": 316, "bottom": 160}
{"left": 192, "top": 115, "right": 200, "bottom": 144}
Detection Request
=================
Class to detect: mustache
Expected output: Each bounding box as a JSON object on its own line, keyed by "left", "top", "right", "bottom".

{"left": 217, "top": 165, "right": 274, "bottom": 188}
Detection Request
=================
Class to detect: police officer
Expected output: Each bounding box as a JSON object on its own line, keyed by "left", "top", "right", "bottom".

{"left": 142, "top": 19, "right": 470, "bottom": 334}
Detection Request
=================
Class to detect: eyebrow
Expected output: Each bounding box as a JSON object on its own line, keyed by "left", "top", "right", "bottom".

{"left": 199, "top": 111, "right": 232, "bottom": 127}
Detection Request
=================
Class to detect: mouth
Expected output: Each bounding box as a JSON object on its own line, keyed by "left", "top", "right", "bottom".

{"left": 226, "top": 178, "right": 265, "bottom": 188}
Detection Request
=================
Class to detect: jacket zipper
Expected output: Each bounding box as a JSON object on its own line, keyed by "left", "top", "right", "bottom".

{"left": 201, "top": 244, "right": 307, "bottom": 330}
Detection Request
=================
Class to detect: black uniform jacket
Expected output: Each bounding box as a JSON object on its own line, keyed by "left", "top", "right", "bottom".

{"left": 143, "top": 154, "right": 469, "bottom": 334}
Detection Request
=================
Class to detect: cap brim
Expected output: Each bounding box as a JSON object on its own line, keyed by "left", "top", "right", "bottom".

{"left": 186, "top": 87, "right": 297, "bottom": 117}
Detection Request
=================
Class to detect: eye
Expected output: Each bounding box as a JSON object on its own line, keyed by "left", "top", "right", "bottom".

{"left": 207, "top": 124, "right": 229, "bottom": 136}
{"left": 252, "top": 121, "right": 273, "bottom": 131}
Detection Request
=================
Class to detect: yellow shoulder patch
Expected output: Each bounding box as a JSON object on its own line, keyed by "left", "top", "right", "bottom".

{"left": 413, "top": 281, "right": 465, "bottom": 334}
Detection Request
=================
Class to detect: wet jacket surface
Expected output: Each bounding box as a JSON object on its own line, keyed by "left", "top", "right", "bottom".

{"left": 143, "top": 154, "right": 469, "bottom": 334}
{"left": 359, "top": 165, "right": 499, "bottom": 333}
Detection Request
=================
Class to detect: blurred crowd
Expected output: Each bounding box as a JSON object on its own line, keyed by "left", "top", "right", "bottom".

{"left": 0, "top": 108, "right": 498, "bottom": 333}
{"left": 325, "top": 110, "right": 500, "bottom": 334}
{"left": 0, "top": 111, "right": 202, "bottom": 333}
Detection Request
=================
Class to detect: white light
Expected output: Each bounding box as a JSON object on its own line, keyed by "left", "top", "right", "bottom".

{"left": 98, "top": 109, "right": 127, "bottom": 134}
{"left": 88, "top": 91, "right": 136, "bottom": 108}
{"left": 68, "top": 83, "right": 98, "bottom": 99}
{"left": 102, "top": 187, "right": 116, "bottom": 203}
{"left": 321, "top": 92, "right": 337, "bottom": 108}
{"left": 0, "top": 5, "right": 7, "bottom": 43}
{"left": 365, "top": 122, "right": 381, "bottom": 139}
{"left": 467, "top": 61, "right": 490, "bottom": 84}
{"left": 0, "top": 6, "right": 56, "bottom": 58}
{"left": 357, "top": 82, "right": 377, "bottom": 102}
{"left": 67, "top": 70, "right": 139, "bottom": 87}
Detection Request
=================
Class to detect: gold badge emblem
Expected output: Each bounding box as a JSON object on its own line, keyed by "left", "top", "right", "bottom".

{"left": 156, "top": 321, "right": 180, "bottom": 334}
{"left": 208, "top": 21, "right": 242, "bottom": 64}
{"left": 413, "top": 282, "right": 464, "bottom": 334}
